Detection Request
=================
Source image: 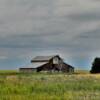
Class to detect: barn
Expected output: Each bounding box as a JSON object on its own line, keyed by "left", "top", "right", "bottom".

{"left": 19, "top": 55, "right": 74, "bottom": 73}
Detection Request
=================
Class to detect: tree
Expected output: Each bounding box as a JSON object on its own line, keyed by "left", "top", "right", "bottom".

{"left": 90, "top": 57, "right": 100, "bottom": 73}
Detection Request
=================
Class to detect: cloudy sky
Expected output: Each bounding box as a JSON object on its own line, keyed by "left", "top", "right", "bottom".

{"left": 0, "top": 0, "right": 100, "bottom": 70}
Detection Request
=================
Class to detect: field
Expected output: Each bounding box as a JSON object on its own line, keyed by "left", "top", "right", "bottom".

{"left": 0, "top": 71, "right": 100, "bottom": 100}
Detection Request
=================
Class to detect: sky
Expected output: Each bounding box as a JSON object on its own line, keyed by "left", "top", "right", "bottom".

{"left": 0, "top": 0, "right": 100, "bottom": 70}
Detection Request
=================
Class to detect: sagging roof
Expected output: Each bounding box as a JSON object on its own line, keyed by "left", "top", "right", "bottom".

{"left": 21, "top": 62, "right": 47, "bottom": 69}
{"left": 31, "top": 55, "right": 59, "bottom": 62}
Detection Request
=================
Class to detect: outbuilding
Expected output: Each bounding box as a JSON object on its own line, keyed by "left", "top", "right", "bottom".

{"left": 19, "top": 55, "right": 74, "bottom": 73}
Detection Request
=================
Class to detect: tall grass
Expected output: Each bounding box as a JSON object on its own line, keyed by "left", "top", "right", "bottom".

{"left": 0, "top": 72, "right": 100, "bottom": 100}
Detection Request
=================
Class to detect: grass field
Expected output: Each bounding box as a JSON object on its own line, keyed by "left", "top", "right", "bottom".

{"left": 0, "top": 71, "right": 100, "bottom": 100}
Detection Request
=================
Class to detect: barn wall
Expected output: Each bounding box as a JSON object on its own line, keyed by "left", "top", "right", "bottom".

{"left": 36, "top": 62, "right": 74, "bottom": 73}
{"left": 37, "top": 63, "right": 53, "bottom": 72}
{"left": 61, "top": 63, "right": 74, "bottom": 73}
{"left": 19, "top": 68, "right": 36, "bottom": 73}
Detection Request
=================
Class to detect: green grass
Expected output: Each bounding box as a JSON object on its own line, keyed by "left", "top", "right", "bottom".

{"left": 0, "top": 71, "right": 100, "bottom": 100}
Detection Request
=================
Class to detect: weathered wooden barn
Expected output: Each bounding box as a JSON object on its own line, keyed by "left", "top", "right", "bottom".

{"left": 19, "top": 55, "right": 74, "bottom": 73}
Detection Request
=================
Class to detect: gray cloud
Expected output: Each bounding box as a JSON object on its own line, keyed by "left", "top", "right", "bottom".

{"left": 0, "top": 0, "right": 100, "bottom": 69}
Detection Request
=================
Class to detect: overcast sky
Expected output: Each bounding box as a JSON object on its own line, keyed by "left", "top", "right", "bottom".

{"left": 0, "top": 0, "right": 100, "bottom": 70}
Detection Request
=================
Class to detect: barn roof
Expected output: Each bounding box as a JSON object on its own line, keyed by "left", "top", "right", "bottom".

{"left": 21, "top": 62, "right": 47, "bottom": 69}
{"left": 31, "top": 55, "right": 59, "bottom": 62}
{"left": 63, "top": 62, "right": 74, "bottom": 69}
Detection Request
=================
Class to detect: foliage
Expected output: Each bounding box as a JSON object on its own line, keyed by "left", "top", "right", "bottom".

{"left": 90, "top": 57, "right": 100, "bottom": 73}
